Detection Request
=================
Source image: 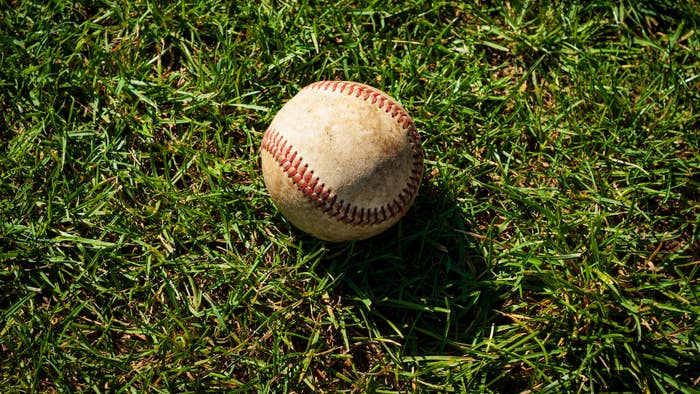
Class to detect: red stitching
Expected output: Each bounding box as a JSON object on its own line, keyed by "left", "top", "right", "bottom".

{"left": 262, "top": 81, "right": 423, "bottom": 226}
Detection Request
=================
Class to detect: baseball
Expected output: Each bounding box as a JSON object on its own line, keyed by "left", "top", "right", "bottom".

{"left": 260, "top": 81, "right": 423, "bottom": 242}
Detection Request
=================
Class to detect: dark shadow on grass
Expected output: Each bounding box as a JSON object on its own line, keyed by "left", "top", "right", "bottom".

{"left": 316, "top": 178, "right": 508, "bottom": 360}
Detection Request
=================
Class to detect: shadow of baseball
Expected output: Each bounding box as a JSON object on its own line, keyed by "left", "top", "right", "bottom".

{"left": 314, "top": 176, "right": 506, "bottom": 364}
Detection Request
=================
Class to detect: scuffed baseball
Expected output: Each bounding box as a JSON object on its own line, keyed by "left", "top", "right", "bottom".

{"left": 260, "top": 81, "right": 423, "bottom": 242}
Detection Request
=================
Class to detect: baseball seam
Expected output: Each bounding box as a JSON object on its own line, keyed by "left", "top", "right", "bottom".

{"left": 261, "top": 81, "right": 423, "bottom": 227}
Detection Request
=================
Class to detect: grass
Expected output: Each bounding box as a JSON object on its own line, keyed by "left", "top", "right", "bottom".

{"left": 1, "top": 0, "right": 699, "bottom": 392}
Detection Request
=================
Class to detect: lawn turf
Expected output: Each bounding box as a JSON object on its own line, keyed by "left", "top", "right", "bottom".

{"left": 1, "top": 0, "right": 699, "bottom": 392}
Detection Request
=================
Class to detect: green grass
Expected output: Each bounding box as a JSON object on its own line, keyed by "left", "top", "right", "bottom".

{"left": 1, "top": 0, "right": 699, "bottom": 392}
